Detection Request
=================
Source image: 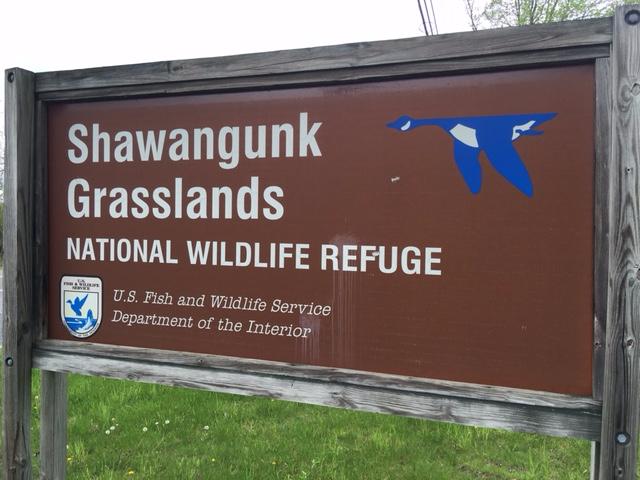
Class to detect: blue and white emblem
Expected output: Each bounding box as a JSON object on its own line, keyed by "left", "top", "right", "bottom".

{"left": 60, "top": 275, "right": 102, "bottom": 338}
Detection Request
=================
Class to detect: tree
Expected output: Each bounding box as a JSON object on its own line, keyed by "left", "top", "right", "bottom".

{"left": 464, "top": 0, "right": 483, "bottom": 31}
{"left": 469, "top": 0, "right": 634, "bottom": 29}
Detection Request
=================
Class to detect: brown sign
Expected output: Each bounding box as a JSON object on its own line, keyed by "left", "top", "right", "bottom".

{"left": 48, "top": 64, "right": 594, "bottom": 395}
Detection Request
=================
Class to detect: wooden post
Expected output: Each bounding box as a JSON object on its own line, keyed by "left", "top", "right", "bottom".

{"left": 592, "top": 53, "right": 611, "bottom": 480}
{"left": 40, "top": 372, "right": 67, "bottom": 479}
{"left": 597, "top": 5, "right": 640, "bottom": 480}
{"left": 2, "top": 68, "right": 36, "bottom": 479}
{"left": 33, "top": 89, "right": 68, "bottom": 479}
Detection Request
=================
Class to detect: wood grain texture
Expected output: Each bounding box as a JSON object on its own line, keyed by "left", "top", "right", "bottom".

{"left": 33, "top": 341, "right": 602, "bottom": 440}
{"left": 598, "top": 5, "right": 640, "bottom": 480}
{"left": 2, "top": 68, "right": 35, "bottom": 480}
{"left": 34, "top": 101, "right": 48, "bottom": 342}
{"left": 594, "top": 57, "right": 611, "bottom": 403}
{"left": 35, "top": 340, "right": 601, "bottom": 410}
{"left": 35, "top": 18, "right": 611, "bottom": 94}
{"left": 36, "top": 45, "right": 611, "bottom": 102}
{"left": 591, "top": 59, "right": 610, "bottom": 476}
{"left": 591, "top": 441, "right": 601, "bottom": 480}
{"left": 39, "top": 372, "right": 67, "bottom": 480}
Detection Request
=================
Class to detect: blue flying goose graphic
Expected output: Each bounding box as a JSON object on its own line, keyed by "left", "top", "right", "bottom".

{"left": 387, "top": 112, "right": 556, "bottom": 196}
{"left": 66, "top": 293, "right": 89, "bottom": 317}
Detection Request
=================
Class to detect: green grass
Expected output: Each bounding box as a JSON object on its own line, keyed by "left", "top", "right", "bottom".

{"left": 5, "top": 367, "right": 638, "bottom": 478}
{"left": 12, "top": 372, "right": 598, "bottom": 479}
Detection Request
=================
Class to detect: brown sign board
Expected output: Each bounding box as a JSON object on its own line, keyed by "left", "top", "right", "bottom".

{"left": 7, "top": 11, "right": 640, "bottom": 479}
{"left": 48, "top": 65, "right": 594, "bottom": 395}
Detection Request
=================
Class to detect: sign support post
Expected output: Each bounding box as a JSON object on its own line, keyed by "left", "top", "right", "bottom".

{"left": 590, "top": 53, "right": 612, "bottom": 480}
{"left": 597, "top": 5, "right": 640, "bottom": 480}
{"left": 40, "top": 372, "right": 67, "bottom": 479}
{"left": 3, "top": 68, "right": 36, "bottom": 479}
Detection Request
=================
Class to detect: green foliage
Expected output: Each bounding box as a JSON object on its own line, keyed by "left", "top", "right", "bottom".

{"left": 25, "top": 373, "right": 598, "bottom": 479}
{"left": 479, "top": 0, "right": 635, "bottom": 28}
{"left": 0, "top": 369, "right": 634, "bottom": 477}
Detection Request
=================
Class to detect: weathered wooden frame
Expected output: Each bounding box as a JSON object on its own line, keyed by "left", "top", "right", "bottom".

{"left": 3, "top": 7, "right": 639, "bottom": 479}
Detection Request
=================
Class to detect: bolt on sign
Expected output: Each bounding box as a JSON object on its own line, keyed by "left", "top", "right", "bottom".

{"left": 4, "top": 7, "right": 640, "bottom": 480}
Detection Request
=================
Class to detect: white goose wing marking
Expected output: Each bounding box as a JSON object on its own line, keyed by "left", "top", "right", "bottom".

{"left": 512, "top": 120, "right": 536, "bottom": 140}
{"left": 449, "top": 124, "right": 479, "bottom": 148}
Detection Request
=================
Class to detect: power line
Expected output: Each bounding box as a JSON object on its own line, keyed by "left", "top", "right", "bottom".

{"left": 417, "top": 0, "right": 438, "bottom": 36}
{"left": 417, "top": 0, "right": 429, "bottom": 35}
{"left": 429, "top": 0, "right": 439, "bottom": 34}
{"left": 422, "top": 0, "right": 435, "bottom": 35}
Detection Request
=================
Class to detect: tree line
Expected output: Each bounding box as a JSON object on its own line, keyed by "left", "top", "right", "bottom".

{"left": 463, "top": 0, "right": 634, "bottom": 31}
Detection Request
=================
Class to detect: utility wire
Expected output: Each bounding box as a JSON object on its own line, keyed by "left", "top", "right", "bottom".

{"left": 429, "top": 0, "right": 439, "bottom": 34}
{"left": 422, "top": 0, "right": 434, "bottom": 35}
{"left": 417, "top": 0, "right": 438, "bottom": 36}
{"left": 417, "top": 0, "right": 429, "bottom": 35}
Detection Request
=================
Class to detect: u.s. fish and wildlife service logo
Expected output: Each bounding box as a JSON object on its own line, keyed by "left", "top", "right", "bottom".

{"left": 60, "top": 275, "right": 102, "bottom": 338}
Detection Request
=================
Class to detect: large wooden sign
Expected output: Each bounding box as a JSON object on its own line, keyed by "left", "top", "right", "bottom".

{"left": 47, "top": 66, "right": 594, "bottom": 395}
{"left": 4, "top": 7, "right": 640, "bottom": 479}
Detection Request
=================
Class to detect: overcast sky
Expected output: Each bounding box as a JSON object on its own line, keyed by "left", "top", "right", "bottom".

{"left": 1, "top": 0, "right": 479, "bottom": 120}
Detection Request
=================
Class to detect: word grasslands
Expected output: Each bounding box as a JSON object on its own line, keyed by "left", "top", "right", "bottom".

{"left": 66, "top": 112, "right": 322, "bottom": 221}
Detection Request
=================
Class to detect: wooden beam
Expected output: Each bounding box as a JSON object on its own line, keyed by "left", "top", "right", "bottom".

{"left": 35, "top": 18, "right": 612, "bottom": 96}
{"left": 33, "top": 341, "right": 602, "bottom": 440}
{"left": 591, "top": 54, "right": 612, "bottom": 480}
{"left": 598, "top": 5, "right": 640, "bottom": 480}
{"left": 593, "top": 56, "right": 611, "bottom": 403}
{"left": 33, "top": 340, "right": 601, "bottom": 409}
{"left": 2, "top": 68, "right": 36, "bottom": 480}
{"left": 36, "top": 44, "right": 610, "bottom": 102}
{"left": 33, "top": 101, "right": 48, "bottom": 342}
{"left": 33, "top": 91, "right": 66, "bottom": 480}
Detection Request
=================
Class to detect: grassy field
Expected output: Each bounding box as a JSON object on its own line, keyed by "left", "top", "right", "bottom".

{"left": 0, "top": 371, "right": 605, "bottom": 479}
